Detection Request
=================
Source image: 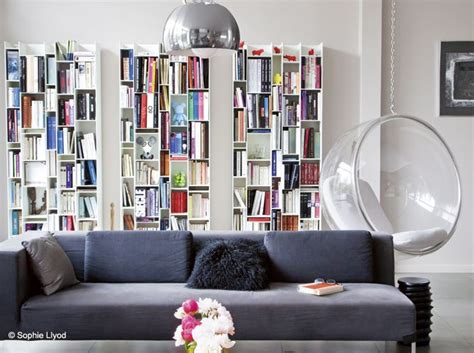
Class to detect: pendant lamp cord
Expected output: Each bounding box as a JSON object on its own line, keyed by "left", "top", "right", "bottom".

{"left": 389, "top": 0, "right": 397, "bottom": 114}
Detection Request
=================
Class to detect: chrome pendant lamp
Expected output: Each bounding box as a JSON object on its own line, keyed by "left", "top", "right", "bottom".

{"left": 163, "top": 0, "right": 240, "bottom": 58}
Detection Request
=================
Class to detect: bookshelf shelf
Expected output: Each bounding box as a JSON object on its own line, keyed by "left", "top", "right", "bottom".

{"left": 119, "top": 44, "right": 211, "bottom": 231}
{"left": 4, "top": 41, "right": 102, "bottom": 236}
{"left": 232, "top": 43, "right": 323, "bottom": 231}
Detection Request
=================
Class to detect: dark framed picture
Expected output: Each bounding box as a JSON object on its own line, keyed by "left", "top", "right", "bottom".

{"left": 440, "top": 41, "right": 474, "bottom": 116}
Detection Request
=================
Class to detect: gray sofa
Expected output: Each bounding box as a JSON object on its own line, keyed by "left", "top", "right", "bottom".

{"left": 0, "top": 230, "right": 416, "bottom": 347}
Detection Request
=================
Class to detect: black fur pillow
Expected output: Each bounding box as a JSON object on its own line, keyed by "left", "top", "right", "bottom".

{"left": 187, "top": 239, "right": 270, "bottom": 291}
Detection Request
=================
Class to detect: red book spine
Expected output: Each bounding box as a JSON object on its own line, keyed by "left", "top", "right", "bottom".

{"left": 141, "top": 93, "right": 147, "bottom": 128}
{"left": 60, "top": 70, "right": 66, "bottom": 93}
{"left": 65, "top": 101, "right": 70, "bottom": 125}
{"left": 316, "top": 64, "right": 321, "bottom": 89}
{"left": 264, "top": 191, "right": 270, "bottom": 215}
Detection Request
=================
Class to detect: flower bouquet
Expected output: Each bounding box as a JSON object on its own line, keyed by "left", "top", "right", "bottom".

{"left": 173, "top": 298, "right": 236, "bottom": 353}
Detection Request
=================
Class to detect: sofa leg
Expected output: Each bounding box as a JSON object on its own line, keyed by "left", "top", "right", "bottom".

{"left": 411, "top": 342, "right": 416, "bottom": 353}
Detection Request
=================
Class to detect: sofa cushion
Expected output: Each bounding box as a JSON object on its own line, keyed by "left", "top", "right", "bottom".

{"left": 22, "top": 234, "right": 79, "bottom": 295}
{"left": 265, "top": 231, "right": 374, "bottom": 283}
{"left": 187, "top": 239, "right": 270, "bottom": 290}
{"left": 84, "top": 231, "right": 192, "bottom": 283}
{"left": 21, "top": 282, "right": 415, "bottom": 341}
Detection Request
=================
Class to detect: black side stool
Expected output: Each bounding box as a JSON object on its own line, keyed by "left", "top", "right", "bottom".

{"left": 398, "top": 277, "right": 433, "bottom": 346}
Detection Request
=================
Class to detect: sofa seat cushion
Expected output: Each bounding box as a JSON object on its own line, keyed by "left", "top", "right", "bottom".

{"left": 85, "top": 231, "right": 192, "bottom": 283}
{"left": 265, "top": 231, "right": 374, "bottom": 283}
{"left": 21, "top": 282, "right": 415, "bottom": 341}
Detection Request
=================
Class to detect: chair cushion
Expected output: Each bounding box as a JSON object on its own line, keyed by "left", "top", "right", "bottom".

{"left": 265, "top": 231, "right": 374, "bottom": 283}
{"left": 84, "top": 231, "right": 192, "bottom": 283}
{"left": 21, "top": 282, "right": 415, "bottom": 341}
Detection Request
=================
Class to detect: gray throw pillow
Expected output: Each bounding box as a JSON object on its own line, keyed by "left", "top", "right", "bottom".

{"left": 22, "top": 233, "right": 79, "bottom": 295}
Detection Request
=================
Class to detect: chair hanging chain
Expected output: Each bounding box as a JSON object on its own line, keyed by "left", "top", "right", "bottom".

{"left": 389, "top": 0, "right": 397, "bottom": 114}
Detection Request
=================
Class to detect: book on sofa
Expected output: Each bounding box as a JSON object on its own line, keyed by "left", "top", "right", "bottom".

{"left": 298, "top": 282, "right": 344, "bottom": 296}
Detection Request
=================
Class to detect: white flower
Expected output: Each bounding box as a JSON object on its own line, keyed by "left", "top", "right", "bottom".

{"left": 173, "top": 325, "right": 185, "bottom": 347}
{"left": 215, "top": 334, "right": 236, "bottom": 349}
{"left": 174, "top": 306, "right": 186, "bottom": 319}
{"left": 198, "top": 298, "right": 222, "bottom": 318}
{"left": 193, "top": 321, "right": 221, "bottom": 353}
{"left": 213, "top": 313, "right": 235, "bottom": 335}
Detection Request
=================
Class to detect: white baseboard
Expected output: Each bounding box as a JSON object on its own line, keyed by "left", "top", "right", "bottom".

{"left": 395, "top": 264, "right": 474, "bottom": 273}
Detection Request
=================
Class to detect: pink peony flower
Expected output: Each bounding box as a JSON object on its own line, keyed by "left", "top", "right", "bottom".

{"left": 181, "top": 328, "right": 194, "bottom": 342}
{"left": 182, "top": 314, "right": 201, "bottom": 331}
{"left": 182, "top": 299, "right": 199, "bottom": 314}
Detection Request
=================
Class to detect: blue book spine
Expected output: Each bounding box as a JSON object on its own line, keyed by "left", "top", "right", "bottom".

{"left": 66, "top": 164, "right": 72, "bottom": 188}
{"left": 177, "top": 133, "right": 182, "bottom": 154}
{"left": 57, "top": 130, "right": 64, "bottom": 154}
{"left": 272, "top": 151, "right": 276, "bottom": 177}
{"left": 87, "top": 160, "right": 97, "bottom": 185}
{"left": 12, "top": 211, "right": 19, "bottom": 235}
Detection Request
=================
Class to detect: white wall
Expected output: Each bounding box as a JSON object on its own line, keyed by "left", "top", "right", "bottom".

{"left": 0, "top": 0, "right": 363, "bottom": 234}
{"left": 0, "top": 0, "right": 472, "bottom": 272}
{"left": 381, "top": 0, "right": 474, "bottom": 272}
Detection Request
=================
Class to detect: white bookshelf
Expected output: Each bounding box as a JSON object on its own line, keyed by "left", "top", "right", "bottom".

{"left": 232, "top": 43, "right": 323, "bottom": 231}
{"left": 4, "top": 41, "right": 102, "bottom": 237}
{"left": 119, "top": 44, "right": 211, "bottom": 231}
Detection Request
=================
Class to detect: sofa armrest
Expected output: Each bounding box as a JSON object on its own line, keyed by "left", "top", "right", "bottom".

{"left": 371, "top": 232, "right": 395, "bottom": 286}
{"left": 0, "top": 239, "right": 37, "bottom": 338}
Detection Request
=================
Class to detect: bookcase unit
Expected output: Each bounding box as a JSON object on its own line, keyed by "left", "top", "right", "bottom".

{"left": 119, "top": 44, "right": 211, "bottom": 231}
{"left": 232, "top": 43, "right": 323, "bottom": 231}
{"left": 4, "top": 41, "right": 102, "bottom": 237}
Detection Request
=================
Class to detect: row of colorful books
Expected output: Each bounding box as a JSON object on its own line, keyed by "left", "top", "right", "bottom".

{"left": 22, "top": 97, "right": 44, "bottom": 128}
{"left": 171, "top": 191, "right": 187, "bottom": 213}
{"left": 248, "top": 58, "right": 271, "bottom": 93}
{"left": 187, "top": 57, "right": 209, "bottom": 89}
{"left": 188, "top": 91, "right": 210, "bottom": 121}
{"left": 24, "top": 135, "right": 46, "bottom": 161}
{"left": 300, "top": 162, "right": 320, "bottom": 185}
{"left": 189, "top": 193, "right": 209, "bottom": 218}
{"left": 7, "top": 109, "right": 20, "bottom": 143}
{"left": 248, "top": 190, "right": 270, "bottom": 216}
{"left": 302, "top": 128, "right": 321, "bottom": 159}
{"left": 58, "top": 98, "right": 75, "bottom": 126}
{"left": 78, "top": 195, "right": 98, "bottom": 219}
{"left": 135, "top": 93, "right": 159, "bottom": 129}
{"left": 189, "top": 122, "right": 209, "bottom": 159}
{"left": 300, "top": 191, "right": 320, "bottom": 218}
{"left": 301, "top": 56, "right": 322, "bottom": 89}
{"left": 135, "top": 188, "right": 160, "bottom": 218}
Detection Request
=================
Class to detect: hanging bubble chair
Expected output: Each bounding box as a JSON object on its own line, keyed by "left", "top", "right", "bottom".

{"left": 321, "top": 115, "right": 462, "bottom": 255}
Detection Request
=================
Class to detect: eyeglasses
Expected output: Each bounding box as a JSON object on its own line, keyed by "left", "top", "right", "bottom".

{"left": 314, "top": 278, "right": 337, "bottom": 284}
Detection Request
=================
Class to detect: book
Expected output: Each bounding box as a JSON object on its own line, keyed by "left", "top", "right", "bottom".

{"left": 7, "top": 109, "right": 21, "bottom": 143}
{"left": 74, "top": 52, "right": 96, "bottom": 89}
{"left": 7, "top": 87, "right": 20, "bottom": 107}
{"left": 123, "top": 214, "right": 135, "bottom": 230}
{"left": 134, "top": 56, "right": 159, "bottom": 93}
{"left": 248, "top": 58, "right": 271, "bottom": 93}
{"left": 283, "top": 70, "right": 300, "bottom": 94}
{"left": 234, "top": 49, "right": 247, "bottom": 81}
{"left": 121, "top": 49, "right": 134, "bottom": 81}
{"left": 298, "top": 282, "right": 344, "bottom": 296}
{"left": 189, "top": 122, "right": 208, "bottom": 159}
{"left": 188, "top": 57, "right": 209, "bottom": 89}
{"left": 77, "top": 93, "right": 96, "bottom": 120}
{"left": 247, "top": 94, "right": 271, "bottom": 129}
{"left": 6, "top": 50, "right": 19, "bottom": 81}
{"left": 234, "top": 188, "right": 246, "bottom": 208}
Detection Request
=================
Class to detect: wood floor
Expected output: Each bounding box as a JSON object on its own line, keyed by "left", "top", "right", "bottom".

{"left": 1, "top": 273, "right": 472, "bottom": 353}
